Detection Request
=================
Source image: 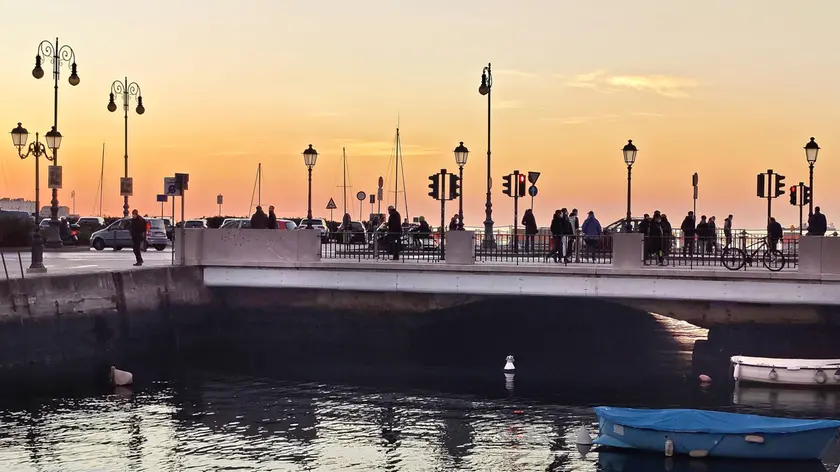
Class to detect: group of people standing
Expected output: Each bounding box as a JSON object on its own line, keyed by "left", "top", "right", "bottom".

{"left": 248, "top": 205, "right": 279, "bottom": 229}
{"left": 520, "top": 208, "right": 603, "bottom": 264}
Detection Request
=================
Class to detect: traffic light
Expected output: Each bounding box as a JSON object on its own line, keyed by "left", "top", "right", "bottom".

{"left": 789, "top": 186, "right": 797, "bottom": 206}
{"left": 756, "top": 173, "right": 766, "bottom": 198}
{"left": 774, "top": 173, "right": 786, "bottom": 197}
{"left": 448, "top": 173, "right": 461, "bottom": 200}
{"left": 802, "top": 185, "right": 811, "bottom": 206}
{"left": 517, "top": 173, "right": 526, "bottom": 197}
{"left": 427, "top": 174, "right": 440, "bottom": 200}
{"left": 502, "top": 174, "right": 512, "bottom": 197}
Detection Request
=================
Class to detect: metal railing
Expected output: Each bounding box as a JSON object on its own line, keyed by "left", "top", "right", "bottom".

{"left": 474, "top": 232, "right": 613, "bottom": 265}
{"left": 0, "top": 251, "right": 26, "bottom": 280}
{"left": 319, "top": 231, "right": 443, "bottom": 262}
{"left": 642, "top": 232, "right": 798, "bottom": 270}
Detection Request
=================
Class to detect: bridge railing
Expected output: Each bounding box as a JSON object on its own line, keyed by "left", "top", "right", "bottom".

{"left": 0, "top": 250, "right": 26, "bottom": 280}
{"left": 642, "top": 233, "right": 799, "bottom": 270}
{"left": 473, "top": 232, "right": 613, "bottom": 265}
{"left": 320, "top": 231, "right": 443, "bottom": 263}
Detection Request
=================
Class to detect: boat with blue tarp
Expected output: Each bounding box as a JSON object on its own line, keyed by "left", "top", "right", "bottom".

{"left": 593, "top": 406, "right": 840, "bottom": 460}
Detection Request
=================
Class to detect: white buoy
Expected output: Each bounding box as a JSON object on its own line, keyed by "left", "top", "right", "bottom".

{"left": 576, "top": 443, "right": 592, "bottom": 457}
{"left": 575, "top": 425, "right": 593, "bottom": 445}
{"left": 733, "top": 363, "right": 741, "bottom": 381}
{"left": 504, "top": 372, "right": 515, "bottom": 392}
{"left": 665, "top": 438, "right": 674, "bottom": 457}
{"left": 835, "top": 464, "right": 839, "bottom": 472}
{"left": 110, "top": 366, "right": 133, "bottom": 386}
{"left": 698, "top": 374, "right": 712, "bottom": 383}
{"left": 504, "top": 355, "right": 515, "bottom": 372}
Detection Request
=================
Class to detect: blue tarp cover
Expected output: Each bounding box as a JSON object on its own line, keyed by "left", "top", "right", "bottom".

{"left": 594, "top": 407, "right": 840, "bottom": 434}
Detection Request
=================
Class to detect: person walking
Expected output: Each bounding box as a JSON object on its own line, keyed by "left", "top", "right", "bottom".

{"left": 387, "top": 205, "right": 402, "bottom": 260}
{"left": 768, "top": 217, "right": 783, "bottom": 250}
{"left": 707, "top": 216, "right": 719, "bottom": 253}
{"left": 250, "top": 206, "right": 267, "bottom": 229}
{"left": 808, "top": 207, "right": 827, "bottom": 236}
{"left": 548, "top": 210, "right": 562, "bottom": 263}
{"left": 557, "top": 208, "right": 574, "bottom": 264}
{"left": 522, "top": 209, "right": 538, "bottom": 253}
{"left": 580, "top": 210, "right": 602, "bottom": 261}
{"left": 680, "top": 211, "right": 696, "bottom": 257}
{"left": 661, "top": 214, "right": 673, "bottom": 263}
{"left": 724, "top": 214, "right": 733, "bottom": 247}
{"left": 341, "top": 212, "right": 352, "bottom": 244}
{"left": 649, "top": 213, "right": 665, "bottom": 265}
{"left": 129, "top": 209, "right": 146, "bottom": 267}
{"left": 267, "top": 205, "right": 278, "bottom": 230}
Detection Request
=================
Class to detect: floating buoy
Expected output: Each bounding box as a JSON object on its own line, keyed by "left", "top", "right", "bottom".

{"left": 504, "top": 355, "right": 515, "bottom": 372}
{"left": 769, "top": 368, "right": 778, "bottom": 381}
{"left": 575, "top": 425, "right": 593, "bottom": 445}
{"left": 815, "top": 369, "right": 827, "bottom": 384}
{"left": 576, "top": 443, "right": 592, "bottom": 457}
{"left": 109, "top": 366, "right": 133, "bottom": 386}
{"left": 698, "top": 374, "right": 712, "bottom": 383}
{"left": 504, "top": 372, "right": 515, "bottom": 392}
{"left": 665, "top": 438, "right": 674, "bottom": 457}
{"left": 733, "top": 363, "right": 741, "bottom": 381}
{"left": 834, "top": 369, "right": 840, "bottom": 381}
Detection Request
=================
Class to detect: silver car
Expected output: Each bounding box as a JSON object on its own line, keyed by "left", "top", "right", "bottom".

{"left": 90, "top": 218, "right": 169, "bottom": 251}
{"left": 298, "top": 217, "right": 330, "bottom": 242}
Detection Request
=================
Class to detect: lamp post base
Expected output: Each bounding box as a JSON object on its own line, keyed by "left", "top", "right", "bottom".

{"left": 42, "top": 220, "right": 64, "bottom": 248}
{"left": 481, "top": 221, "right": 496, "bottom": 248}
{"left": 28, "top": 232, "right": 47, "bottom": 273}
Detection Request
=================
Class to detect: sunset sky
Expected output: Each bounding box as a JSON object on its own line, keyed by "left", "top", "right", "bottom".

{"left": 2, "top": 0, "right": 839, "bottom": 228}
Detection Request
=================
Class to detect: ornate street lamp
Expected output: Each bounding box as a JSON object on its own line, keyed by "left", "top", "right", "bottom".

{"left": 804, "top": 137, "right": 820, "bottom": 217}
{"left": 10, "top": 123, "right": 62, "bottom": 273}
{"left": 303, "top": 144, "right": 319, "bottom": 229}
{"left": 478, "top": 63, "right": 495, "bottom": 246}
{"left": 453, "top": 141, "right": 469, "bottom": 230}
{"left": 108, "top": 78, "right": 145, "bottom": 217}
{"left": 622, "top": 139, "right": 638, "bottom": 227}
{"left": 32, "top": 38, "right": 79, "bottom": 245}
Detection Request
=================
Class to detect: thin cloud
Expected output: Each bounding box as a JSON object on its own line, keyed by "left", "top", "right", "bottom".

{"left": 632, "top": 112, "right": 665, "bottom": 118}
{"left": 564, "top": 70, "right": 698, "bottom": 98}
{"left": 494, "top": 69, "right": 538, "bottom": 79}
{"left": 495, "top": 100, "right": 525, "bottom": 110}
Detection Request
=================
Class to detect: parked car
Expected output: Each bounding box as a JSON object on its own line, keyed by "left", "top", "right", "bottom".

{"left": 337, "top": 220, "right": 368, "bottom": 244}
{"left": 603, "top": 217, "right": 644, "bottom": 234}
{"left": 184, "top": 219, "right": 208, "bottom": 229}
{"left": 90, "top": 218, "right": 169, "bottom": 251}
{"left": 220, "top": 218, "right": 250, "bottom": 229}
{"left": 298, "top": 218, "right": 330, "bottom": 242}
{"left": 76, "top": 216, "right": 105, "bottom": 228}
{"left": 277, "top": 219, "right": 297, "bottom": 231}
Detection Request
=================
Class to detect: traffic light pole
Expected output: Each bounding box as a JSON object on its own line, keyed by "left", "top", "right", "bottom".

{"left": 512, "top": 170, "right": 520, "bottom": 254}
{"left": 798, "top": 182, "right": 805, "bottom": 236}
{"left": 440, "top": 169, "right": 447, "bottom": 260}
{"left": 765, "top": 169, "right": 773, "bottom": 225}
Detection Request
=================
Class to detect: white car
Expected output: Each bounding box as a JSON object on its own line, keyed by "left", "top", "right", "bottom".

{"left": 298, "top": 217, "right": 330, "bottom": 242}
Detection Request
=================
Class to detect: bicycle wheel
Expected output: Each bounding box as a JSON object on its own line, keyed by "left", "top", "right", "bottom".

{"left": 762, "top": 249, "right": 786, "bottom": 271}
{"left": 721, "top": 247, "right": 746, "bottom": 270}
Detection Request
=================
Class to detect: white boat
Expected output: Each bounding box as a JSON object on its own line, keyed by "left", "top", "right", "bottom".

{"left": 731, "top": 355, "right": 840, "bottom": 386}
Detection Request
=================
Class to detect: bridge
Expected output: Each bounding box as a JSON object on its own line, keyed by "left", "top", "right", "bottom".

{"left": 176, "top": 229, "right": 840, "bottom": 328}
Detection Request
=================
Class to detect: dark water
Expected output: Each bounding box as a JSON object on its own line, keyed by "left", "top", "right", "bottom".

{"left": 1, "top": 306, "right": 839, "bottom": 471}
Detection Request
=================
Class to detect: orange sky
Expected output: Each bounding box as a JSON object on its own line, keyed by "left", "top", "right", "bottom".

{"left": 1, "top": 0, "right": 839, "bottom": 228}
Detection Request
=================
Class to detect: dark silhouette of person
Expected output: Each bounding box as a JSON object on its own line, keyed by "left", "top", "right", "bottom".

{"left": 522, "top": 209, "right": 538, "bottom": 253}
{"left": 648, "top": 214, "right": 665, "bottom": 265}
{"left": 768, "top": 217, "right": 783, "bottom": 250}
{"left": 267, "top": 205, "right": 278, "bottom": 229}
{"left": 250, "top": 206, "right": 267, "bottom": 229}
{"left": 681, "top": 211, "right": 696, "bottom": 256}
{"left": 808, "top": 207, "right": 827, "bottom": 236}
{"left": 129, "top": 209, "right": 146, "bottom": 266}
{"left": 724, "top": 214, "right": 733, "bottom": 247}
{"left": 387, "top": 206, "right": 402, "bottom": 260}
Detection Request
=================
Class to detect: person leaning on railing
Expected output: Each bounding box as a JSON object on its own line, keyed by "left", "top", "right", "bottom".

{"left": 522, "top": 209, "right": 537, "bottom": 253}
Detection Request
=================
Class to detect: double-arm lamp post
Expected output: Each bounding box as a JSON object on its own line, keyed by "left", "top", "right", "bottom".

{"left": 302, "top": 145, "right": 319, "bottom": 229}
{"left": 453, "top": 141, "right": 469, "bottom": 230}
{"left": 804, "top": 137, "right": 820, "bottom": 217}
{"left": 623, "top": 139, "right": 638, "bottom": 228}
{"left": 32, "top": 38, "right": 79, "bottom": 245}
{"left": 108, "top": 78, "right": 145, "bottom": 217}
{"left": 10, "top": 123, "right": 63, "bottom": 273}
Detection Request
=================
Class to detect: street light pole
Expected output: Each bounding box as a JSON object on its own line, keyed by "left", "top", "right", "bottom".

{"left": 108, "top": 78, "right": 145, "bottom": 217}
{"left": 622, "top": 140, "right": 638, "bottom": 229}
{"left": 10, "top": 123, "right": 63, "bottom": 273}
{"left": 32, "top": 38, "right": 79, "bottom": 244}
{"left": 453, "top": 141, "right": 469, "bottom": 231}
{"left": 303, "top": 144, "right": 319, "bottom": 229}
{"left": 804, "top": 137, "right": 820, "bottom": 218}
{"left": 478, "top": 64, "right": 495, "bottom": 246}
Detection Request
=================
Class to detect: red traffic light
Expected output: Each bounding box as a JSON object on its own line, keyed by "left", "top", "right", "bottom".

{"left": 519, "top": 175, "right": 525, "bottom": 182}
{"left": 791, "top": 186, "right": 796, "bottom": 191}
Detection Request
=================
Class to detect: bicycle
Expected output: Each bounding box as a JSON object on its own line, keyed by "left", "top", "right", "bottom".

{"left": 720, "top": 237, "right": 785, "bottom": 271}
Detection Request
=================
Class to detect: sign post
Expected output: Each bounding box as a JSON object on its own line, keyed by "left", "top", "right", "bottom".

{"left": 156, "top": 194, "right": 167, "bottom": 218}
{"left": 356, "top": 191, "right": 366, "bottom": 222}
{"left": 377, "top": 176, "right": 384, "bottom": 220}
{"left": 369, "top": 193, "right": 375, "bottom": 220}
{"left": 48, "top": 166, "right": 63, "bottom": 189}
{"left": 326, "top": 197, "right": 337, "bottom": 223}
{"left": 692, "top": 173, "right": 699, "bottom": 217}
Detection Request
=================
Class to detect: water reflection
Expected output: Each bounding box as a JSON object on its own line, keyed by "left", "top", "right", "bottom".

{"left": 597, "top": 451, "right": 828, "bottom": 472}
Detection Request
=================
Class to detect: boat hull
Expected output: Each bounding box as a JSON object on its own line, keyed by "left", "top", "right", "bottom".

{"left": 731, "top": 355, "right": 840, "bottom": 387}
{"left": 595, "top": 417, "right": 840, "bottom": 460}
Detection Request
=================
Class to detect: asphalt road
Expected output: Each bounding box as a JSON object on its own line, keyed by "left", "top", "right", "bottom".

{"left": 1, "top": 248, "right": 174, "bottom": 279}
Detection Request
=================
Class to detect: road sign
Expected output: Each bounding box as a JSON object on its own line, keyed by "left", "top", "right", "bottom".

{"left": 120, "top": 177, "right": 133, "bottom": 196}
{"left": 217, "top": 194, "right": 223, "bottom": 205}
{"left": 48, "top": 165, "right": 62, "bottom": 189}
{"left": 378, "top": 176, "right": 384, "bottom": 188}
{"left": 326, "top": 197, "right": 337, "bottom": 210}
{"left": 356, "top": 191, "right": 366, "bottom": 201}
{"left": 369, "top": 194, "right": 375, "bottom": 204}
{"left": 156, "top": 194, "right": 167, "bottom": 203}
{"left": 164, "top": 177, "right": 180, "bottom": 196}
{"left": 528, "top": 185, "right": 538, "bottom": 197}
{"left": 692, "top": 172, "right": 699, "bottom": 187}
{"left": 377, "top": 188, "right": 383, "bottom": 200}
{"left": 527, "top": 171, "right": 541, "bottom": 185}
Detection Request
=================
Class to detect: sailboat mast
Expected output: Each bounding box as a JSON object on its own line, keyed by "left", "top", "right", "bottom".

{"left": 394, "top": 128, "right": 400, "bottom": 210}
{"left": 99, "top": 143, "right": 105, "bottom": 217}
{"left": 342, "top": 147, "right": 347, "bottom": 216}
{"left": 258, "top": 163, "right": 262, "bottom": 207}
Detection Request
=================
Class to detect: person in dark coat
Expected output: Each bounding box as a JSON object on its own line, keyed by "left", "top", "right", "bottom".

{"left": 250, "top": 206, "right": 267, "bottom": 229}
{"left": 661, "top": 214, "right": 673, "bottom": 262}
{"left": 696, "top": 215, "right": 710, "bottom": 254}
{"left": 448, "top": 214, "right": 459, "bottom": 231}
{"left": 267, "top": 205, "right": 278, "bottom": 230}
{"left": 768, "top": 217, "right": 783, "bottom": 250}
{"left": 724, "top": 214, "right": 734, "bottom": 247}
{"left": 547, "top": 210, "right": 563, "bottom": 263}
{"left": 680, "top": 211, "right": 696, "bottom": 256}
{"left": 387, "top": 205, "right": 402, "bottom": 260}
{"left": 522, "top": 209, "right": 538, "bottom": 253}
{"left": 638, "top": 214, "right": 651, "bottom": 236}
{"left": 648, "top": 214, "right": 665, "bottom": 265}
{"left": 808, "top": 207, "right": 827, "bottom": 236}
{"left": 129, "top": 209, "right": 146, "bottom": 266}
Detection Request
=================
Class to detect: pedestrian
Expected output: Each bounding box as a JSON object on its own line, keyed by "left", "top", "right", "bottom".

{"left": 129, "top": 209, "right": 146, "bottom": 267}
{"left": 250, "top": 206, "right": 267, "bottom": 229}
{"left": 267, "top": 205, "right": 278, "bottom": 230}
{"left": 707, "top": 216, "right": 719, "bottom": 253}
{"left": 522, "top": 209, "right": 537, "bottom": 253}
{"left": 696, "top": 215, "right": 709, "bottom": 255}
{"left": 724, "top": 214, "right": 733, "bottom": 247}
{"left": 580, "top": 210, "right": 602, "bottom": 261}
{"left": 808, "top": 207, "right": 827, "bottom": 236}
{"left": 569, "top": 209, "right": 580, "bottom": 261}
{"left": 387, "top": 205, "right": 402, "bottom": 260}
{"left": 449, "top": 214, "right": 459, "bottom": 231}
{"left": 768, "top": 217, "right": 783, "bottom": 250}
{"left": 548, "top": 210, "right": 562, "bottom": 263}
{"left": 649, "top": 213, "right": 665, "bottom": 265}
{"left": 661, "top": 214, "right": 673, "bottom": 263}
{"left": 680, "top": 211, "right": 696, "bottom": 256}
